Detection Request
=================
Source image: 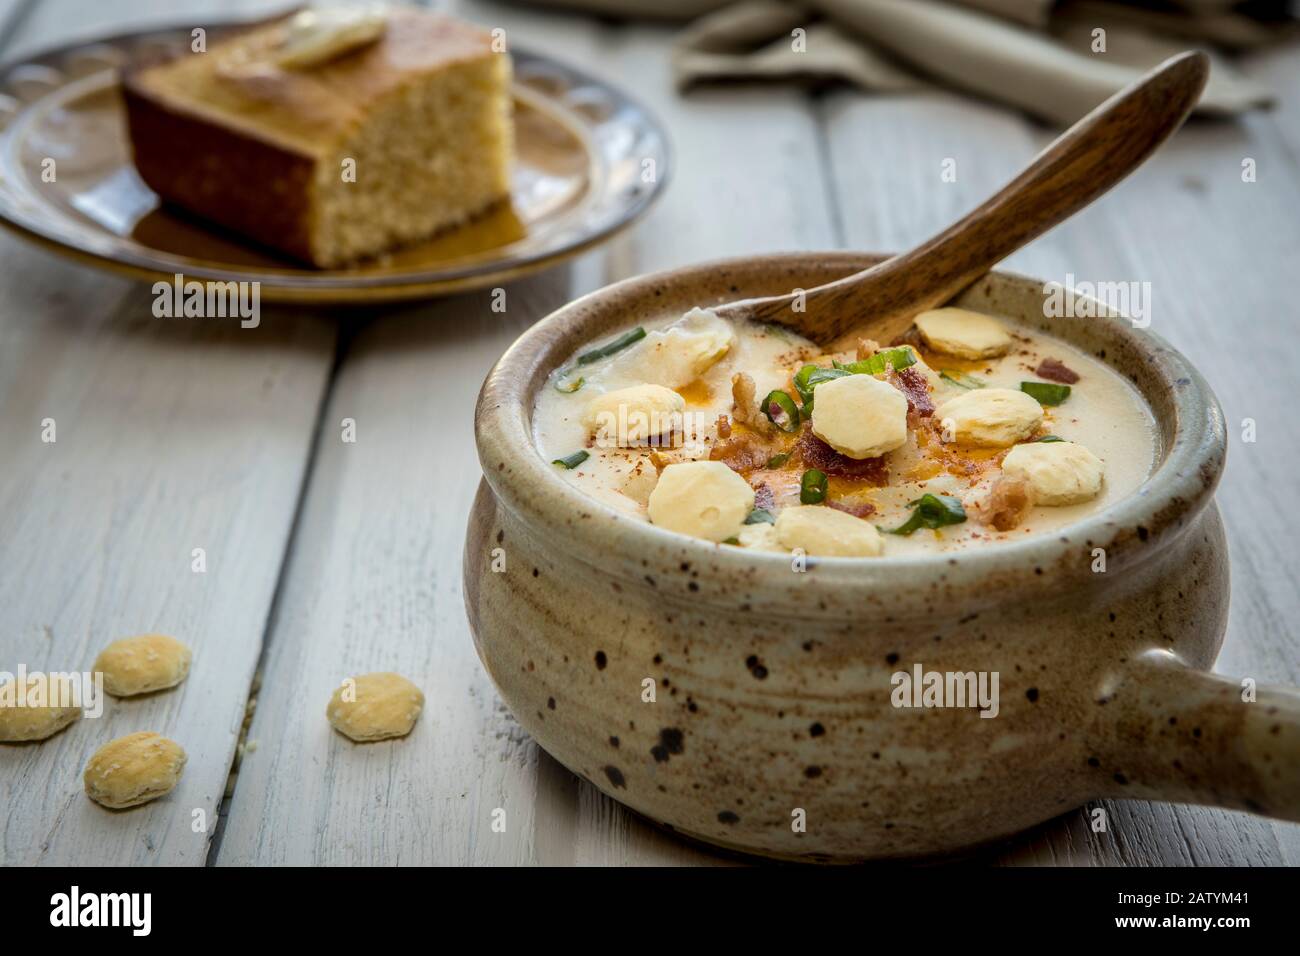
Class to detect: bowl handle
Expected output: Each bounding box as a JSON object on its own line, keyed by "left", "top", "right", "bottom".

{"left": 1095, "top": 649, "right": 1300, "bottom": 821}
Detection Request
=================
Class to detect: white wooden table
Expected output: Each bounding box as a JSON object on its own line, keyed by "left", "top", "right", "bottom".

{"left": 1, "top": 0, "right": 1297, "bottom": 866}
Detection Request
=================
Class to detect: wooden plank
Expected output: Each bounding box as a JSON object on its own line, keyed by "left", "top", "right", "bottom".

{"left": 1242, "top": 41, "right": 1300, "bottom": 166}
{"left": 213, "top": 0, "right": 612, "bottom": 869}
{"left": 216, "top": 0, "right": 834, "bottom": 866}
{"left": 1242, "top": 38, "right": 1300, "bottom": 868}
{"left": 0, "top": 259, "right": 333, "bottom": 867}
{"left": 1233, "top": 40, "right": 1300, "bottom": 869}
{"left": 821, "top": 89, "right": 1089, "bottom": 279}
{"left": 0, "top": 0, "right": 33, "bottom": 53}
{"left": 822, "top": 77, "right": 1300, "bottom": 864}
{"left": 214, "top": 273, "right": 573, "bottom": 866}
{"left": 0, "top": 0, "right": 331, "bottom": 866}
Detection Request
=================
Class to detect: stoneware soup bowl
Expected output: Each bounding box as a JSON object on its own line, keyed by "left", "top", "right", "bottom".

{"left": 466, "top": 252, "right": 1300, "bottom": 862}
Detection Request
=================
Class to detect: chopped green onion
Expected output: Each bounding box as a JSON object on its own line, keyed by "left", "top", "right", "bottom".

{"left": 723, "top": 536, "right": 741, "bottom": 545}
{"left": 793, "top": 365, "right": 817, "bottom": 404}
{"left": 886, "top": 493, "right": 967, "bottom": 536}
{"left": 744, "top": 508, "right": 775, "bottom": 525}
{"left": 940, "top": 370, "right": 986, "bottom": 389}
{"left": 576, "top": 327, "right": 646, "bottom": 365}
{"left": 793, "top": 350, "right": 920, "bottom": 412}
{"left": 1036, "top": 435, "right": 1066, "bottom": 443}
{"left": 552, "top": 450, "right": 589, "bottom": 469}
{"left": 878, "top": 346, "right": 918, "bottom": 372}
{"left": 793, "top": 364, "right": 818, "bottom": 404}
{"left": 836, "top": 346, "right": 917, "bottom": 376}
{"left": 800, "top": 469, "right": 828, "bottom": 505}
{"left": 1020, "top": 381, "right": 1071, "bottom": 406}
{"left": 766, "top": 452, "right": 791, "bottom": 469}
{"left": 554, "top": 372, "right": 585, "bottom": 393}
{"left": 763, "top": 390, "right": 801, "bottom": 432}
{"left": 793, "top": 365, "right": 849, "bottom": 405}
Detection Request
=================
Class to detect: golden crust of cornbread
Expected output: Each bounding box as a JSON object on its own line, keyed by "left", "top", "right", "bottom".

{"left": 122, "top": 9, "right": 509, "bottom": 266}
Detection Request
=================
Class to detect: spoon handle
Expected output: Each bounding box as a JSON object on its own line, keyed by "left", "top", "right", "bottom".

{"left": 719, "top": 51, "right": 1210, "bottom": 343}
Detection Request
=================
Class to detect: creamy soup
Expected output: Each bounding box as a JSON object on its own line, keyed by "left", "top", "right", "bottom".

{"left": 534, "top": 306, "right": 1158, "bottom": 557}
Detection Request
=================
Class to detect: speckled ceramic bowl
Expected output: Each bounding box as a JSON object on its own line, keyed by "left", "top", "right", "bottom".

{"left": 466, "top": 252, "right": 1300, "bottom": 862}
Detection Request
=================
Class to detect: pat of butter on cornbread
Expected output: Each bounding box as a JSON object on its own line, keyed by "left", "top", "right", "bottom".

{"left": 122, "top": 6, "right": 513, "bottom": 267}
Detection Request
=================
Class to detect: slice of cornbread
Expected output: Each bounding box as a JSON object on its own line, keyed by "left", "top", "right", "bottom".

{"left": 123, "top": 7, "right": 513, "bottom": 267}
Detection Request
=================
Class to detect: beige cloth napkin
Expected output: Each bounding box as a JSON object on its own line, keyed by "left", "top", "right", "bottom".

{"left": 509, "top": 0, "right": 1294, "bottom": 125}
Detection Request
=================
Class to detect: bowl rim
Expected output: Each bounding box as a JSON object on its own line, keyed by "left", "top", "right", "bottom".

{"left": 475, "top": 251, "right": 1226, "bottom": 597}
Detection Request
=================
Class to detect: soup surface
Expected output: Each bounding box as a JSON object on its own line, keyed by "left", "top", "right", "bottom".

{"left": 534, "top": 306, "right": 1158, "bottom": 557}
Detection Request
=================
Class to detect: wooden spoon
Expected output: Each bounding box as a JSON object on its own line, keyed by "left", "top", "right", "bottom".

{"left": 712, "top": 51, "right": 1210, "bottom": 345}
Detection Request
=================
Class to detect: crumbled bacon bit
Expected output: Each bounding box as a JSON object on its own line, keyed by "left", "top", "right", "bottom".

{"left": 752, "top": 482, "right": 776, "bottom": 511}
{"left": 621, "top": 459, "right": 657, "bottom": 506}
{"left": 796, "top": 431, "right": 889, "bottom": 484}
{"left": 827, "top": 499, "right": 876, "bottom": 519}
{"left": 855, "top": 337, "right": 881, "bottom": 361}
{"left": 888, "top": 367, "right": 934, "bottom": 418}
{"left": 1035, "top": 357, "right": 1079, "bottom": 384}
{"left": 709, "top": 430, "right": 775, "bottom": 473}
{"left": 716, "top": 414, "right": 732, "bottom": 439}
{"left": 972, "top": 476, "right": 1034, "bottom": 531}
{"left": 911, "top": 418, "right": 1003, "bottom": 479}
{"left": 730, "top": 373, "right": 760, "bottom": 427}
